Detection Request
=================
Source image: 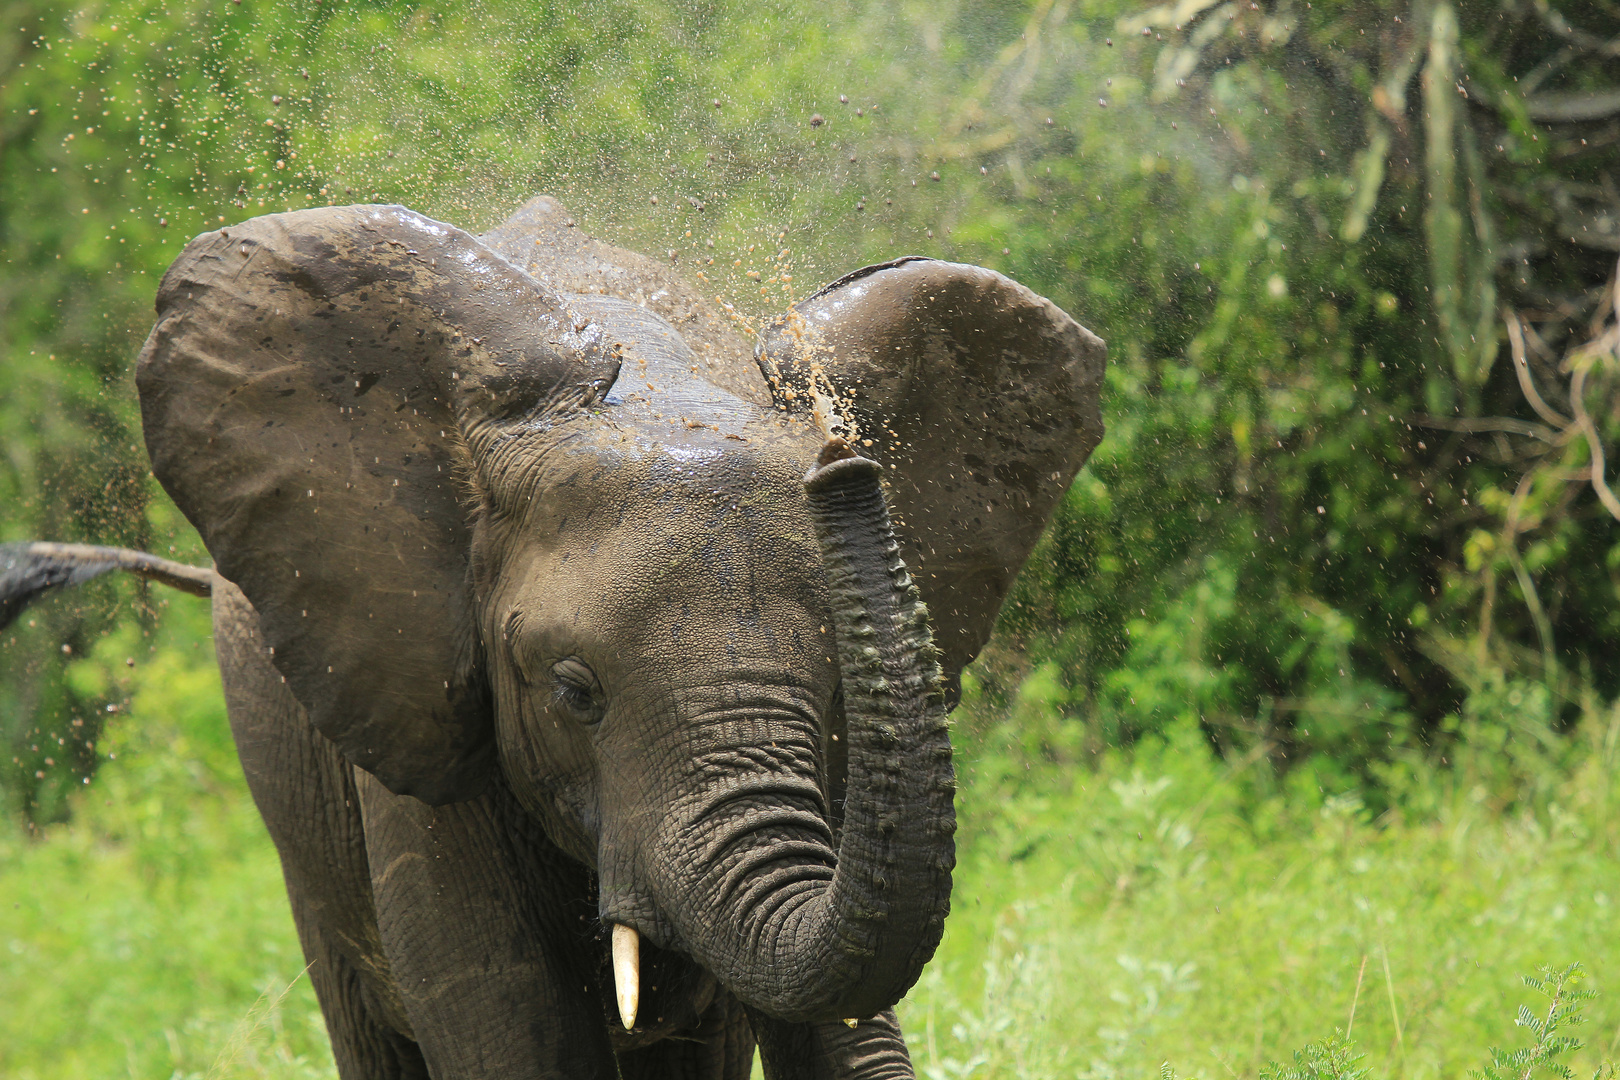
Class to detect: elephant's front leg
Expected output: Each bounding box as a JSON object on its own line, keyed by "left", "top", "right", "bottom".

{"left": 355, "top": 770, "right": 619, "bottom": 1078}
{"left": 748, "top": 1008, "right": 915, "bottom": 1080}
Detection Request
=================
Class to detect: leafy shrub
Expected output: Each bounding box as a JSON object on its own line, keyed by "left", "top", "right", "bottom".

{"left": 11, "top": 0, "right": 1620, "bottom": 819}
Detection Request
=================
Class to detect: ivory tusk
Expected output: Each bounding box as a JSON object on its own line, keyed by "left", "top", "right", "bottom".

{"left": 612, "top": 924, "right": 640, "bottom": 1031}
{"left": 843, "top": 1018, "right": 858, "bottom": 1028}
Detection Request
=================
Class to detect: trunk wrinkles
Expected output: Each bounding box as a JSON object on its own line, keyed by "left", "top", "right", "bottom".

{"left": 674, "top": 441, "right": 957, "bottom": 1024}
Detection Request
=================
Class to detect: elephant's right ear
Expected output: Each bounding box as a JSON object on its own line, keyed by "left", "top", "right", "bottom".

{"left": 137, "top": 205, "right": 621, "bottom": 804}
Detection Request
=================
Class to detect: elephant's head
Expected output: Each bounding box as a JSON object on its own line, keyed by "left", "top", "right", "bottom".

{"left": 136, "top": 197, "right": 1104, "bottom": 1026}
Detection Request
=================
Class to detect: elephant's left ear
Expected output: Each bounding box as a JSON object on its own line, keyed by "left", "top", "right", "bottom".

{"left": 757, "top": 259, "right": 1105, "bottom": 691}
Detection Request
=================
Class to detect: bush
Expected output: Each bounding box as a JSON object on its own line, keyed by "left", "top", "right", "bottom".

{"left": 9, "top": 0, "right": 1620, "bottom": 817}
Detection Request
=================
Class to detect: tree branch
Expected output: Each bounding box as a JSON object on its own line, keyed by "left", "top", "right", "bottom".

{"left": 1506, "top": 309, "right": 1575, "bottom": 428}
{"left": 1524, "top": 89, "right": 1620, "bottom": 122}
{"left": 1414, "top": 414, "right": 1563, "bottom": 443}
{"left": 1566, "top": 272, "right": 1620, "bottom": 522}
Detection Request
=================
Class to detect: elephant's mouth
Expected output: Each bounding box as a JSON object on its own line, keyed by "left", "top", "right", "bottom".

{"left": 600, "top": 928, "right": 719, "bottom": 1045}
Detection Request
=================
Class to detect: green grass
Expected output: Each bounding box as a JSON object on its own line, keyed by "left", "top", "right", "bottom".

{"left": 903, "top": 710, "right": 1620, "bottom": 1080}
{"left": 5, "top": 607, "right": 1620, "bottom": 1079}
{"left": 0, "top": 602, "right": 330, "bottom": 1080}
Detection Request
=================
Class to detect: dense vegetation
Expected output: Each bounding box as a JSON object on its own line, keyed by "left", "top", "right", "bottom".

{"left": 5, "top": 0, "right": 1620, "bottom": 1074}
{"left": 7, "top": 0, "right": 1620, "bottom": 818}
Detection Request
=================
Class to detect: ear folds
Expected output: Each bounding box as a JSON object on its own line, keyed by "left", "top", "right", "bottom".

{"left": 137, "top": 205, "right": 621, "bottom": 804}
{"left": 757, "top": 259, "right": 1106, "bottom": 691}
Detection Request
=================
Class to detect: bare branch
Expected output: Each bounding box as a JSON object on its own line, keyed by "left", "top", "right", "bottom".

{"left": 1569, "top": 361, "right": 1620, "bottom": 521}
{"left": 1506, "top": 309, "right": 1575, "bottom": 428}
{"left": 1524, "top": 89, "right": 1620, "bottom": 122}
{"left": 1414, "top": 414, "right": 1563, "bottom": 443}
{"left": 1531, "top": 3, "right": 1620, "bottom": 59}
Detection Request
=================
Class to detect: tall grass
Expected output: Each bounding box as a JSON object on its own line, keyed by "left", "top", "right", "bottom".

{"left": 901, "top": 675, "right": 1620, "bottom": 1080}
{"left": 0, "top": 601, "right": 330, "bottom": 1080}
{"left": 4, "top": 603, "right": 1620, "bottom": 1078}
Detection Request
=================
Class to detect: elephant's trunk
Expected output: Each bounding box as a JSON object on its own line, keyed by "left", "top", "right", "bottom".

{"left": 648, "top": 439, "right": 956, "bottom": 1024}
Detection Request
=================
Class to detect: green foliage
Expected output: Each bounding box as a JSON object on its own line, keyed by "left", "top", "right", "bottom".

{"left": 897, "top": 685, "right": 1620, "bottom": 1080}
{"left": 1476, "top": 965, "right": 1596, "bottom": 1080}
{"left": 1262, "top": 1033, "right": 1370, "bottom": 1080}
{"left": 1218, "top": 963, "right": 1614, "bottom": 1080}
{"left": 5, "top": 0, "right": 1620, "bottom": 820}
{"left": 0, "top": 597, "right": 330, "bottom": 1079}
{"left": 980, "top": 0, "right": 1620, "bottom": 787}
{"left": 1239, "top": 963, "right": 1619, "bottom": 1080}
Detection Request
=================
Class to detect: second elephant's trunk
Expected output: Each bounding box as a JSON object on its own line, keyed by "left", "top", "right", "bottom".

{"left": 651, "top": 439, "right": 957, "bottom": 1024}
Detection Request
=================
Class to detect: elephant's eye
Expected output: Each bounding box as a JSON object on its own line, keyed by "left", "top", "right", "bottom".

{"left": 550, "top": 657, "right": 603, "bottom": 725}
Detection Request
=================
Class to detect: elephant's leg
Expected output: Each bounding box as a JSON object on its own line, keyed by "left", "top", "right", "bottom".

{"left": 747, "top": 1008, "right": 914, "bottom": 1080}
{"left": 354, "top": 769, "right": 620, "bottom": 1078}
{"left": 289, "top": 889, "right": 430, "bottom": 1079}
{"left": 615, "top": 990, "right": 757, "bottom": 1080}
{"left": 213, "top": 578, "right": 424, "bottom": 1078}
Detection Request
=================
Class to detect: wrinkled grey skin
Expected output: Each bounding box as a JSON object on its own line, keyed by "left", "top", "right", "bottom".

{"left": 54, "top": 196, "right": 1104, "bottom": 1078}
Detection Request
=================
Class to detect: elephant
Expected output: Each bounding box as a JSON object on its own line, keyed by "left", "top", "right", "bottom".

{"left": 0, "top": 195, "right": 1104, "bottom": 1079}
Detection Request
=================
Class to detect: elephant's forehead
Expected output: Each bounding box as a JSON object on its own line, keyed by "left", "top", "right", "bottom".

{"left": 505, "top": 429, "right": 828, "bottom": 612}
{"left": 541, "top": 414, "right": 817, "bottom": 507}
{"left": 562, "top": 443, "right": 812, "bottom": 545}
